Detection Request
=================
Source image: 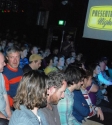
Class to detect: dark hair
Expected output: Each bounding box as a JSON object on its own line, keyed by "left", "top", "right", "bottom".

{"left": 57, "top": 53, "right": 64, "bottom": 61}
{"left": 14, "top": 70, "right": 48, "bottom": 110}
{"left": 64, "top": 66, "right": 83, "bottom": 86}
{"left": 47, "top": 71, "right": 65, "bottom": 89}
{"left": 45, "top": 54, "right": 57, "bottom": 65}
{"left": 89, "top": 63, "right": 99, "bottom": 73}
{"left": 81, "top": 69, "right": 93, "bottom": 79}
{"left": 20, "top": 46, "right": 27, "bottom": 52}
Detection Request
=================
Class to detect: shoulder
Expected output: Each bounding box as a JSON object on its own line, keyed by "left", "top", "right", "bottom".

{"left": 9, "top": 109, "right": 29, "bottom": 125}
{"left": 9, "top": 108, "right": 40, "bottom": 125}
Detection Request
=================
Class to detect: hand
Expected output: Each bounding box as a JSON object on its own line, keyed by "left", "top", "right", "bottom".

{"left": 96, "top": 107, "right": 104, "bottom": 121}
{"left": 0, "top": 112, "right": 7, "bottom": 119}
{"left": 7, "top": 117, "right": 10, "bottom": 120}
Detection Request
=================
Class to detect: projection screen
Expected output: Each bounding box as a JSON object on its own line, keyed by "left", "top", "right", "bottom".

{"left": 83, "top": 0, "right": 112, "bottom": 41}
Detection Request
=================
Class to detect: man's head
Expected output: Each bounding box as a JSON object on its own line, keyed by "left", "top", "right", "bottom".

{"left": 65, "top": 56, "right": 71, "bottom": 66}
{"left": 82, "top": 70, "right": 93, "bottom": 89}
{"left": 20, "top": 46, "right": 28, "bottom": 58}
{"left": 46, "top": 54, "right": 58, "bottom": 67}
{"left": 14, "top": 70, "right": 48, "bottom": 109}
{"left": 6, "top": 46, "right": 20, "bottom": 69}
{"left": 57, "top": 54, "right": 65, "bottom": 67}
{"left": 47, "top": 71, "right": 67, "bottom": 104}
{"left": 29, "top": 54, "right": 43, "bottom": 70}
{"left": 31, "top": 46, "right": 38, "bottom": 54}
{"left": 70, "top": 51, "right": 76, "bottom": 58}
{"left": 99, "top": 59, "right": 106, "bottom": 71}
{"left": 65, "top": 66, "right": 83, "bottom": 90}
{"left": 0, "top": 52, "right": 6, "bottom": 72}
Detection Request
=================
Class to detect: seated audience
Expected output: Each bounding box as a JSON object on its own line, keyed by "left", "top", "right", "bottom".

{"left": 44, "top": 55, "right": 58, "bottom": 75}
{"left": 81, "top": 70, "right": 112, "bottom": 125}
{"left": 98, "top": 59, "right": 112, "bottom": 86}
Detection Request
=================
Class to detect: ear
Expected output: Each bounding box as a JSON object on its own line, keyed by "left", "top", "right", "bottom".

{"left": 62, "top": 80, "right": 67, "bottom": 88}
{"left": 47, "top": 86, "right": 56, "bottom": 95}
{"left": 6, "top": 56, "right": 8, "bottom": 60}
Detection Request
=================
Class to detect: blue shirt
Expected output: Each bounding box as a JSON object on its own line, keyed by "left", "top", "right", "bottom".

{"left": 19, "top": 58, "right": 29, "bottom": 69}
{"left": 73, "top": 90, "right": 90, "bottom": 123}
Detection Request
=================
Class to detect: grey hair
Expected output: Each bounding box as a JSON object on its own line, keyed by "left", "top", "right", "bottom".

{"left": 47, "top": 71, "right": 65, "bottom": 88}
{"left": 6, "top": 46, "right": 20, "bottom": 56}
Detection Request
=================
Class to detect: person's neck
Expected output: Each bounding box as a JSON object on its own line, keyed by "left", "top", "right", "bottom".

{"left": 31, "top": 107, "right": 38, "bottom": 116}
{"left": 67, "top": 86, "right": 74, "bottom": 92}
{"left": 47, "top": 103, "right": 52, "bottom": 110}
{"left": 7, "top": 63, "right": 18, "bottom": 70}
{"left": 29, "top": 63, "right": 36, "bottom": 70}
{"left": 81, "top": 86, "right": 86, "bottom": 90}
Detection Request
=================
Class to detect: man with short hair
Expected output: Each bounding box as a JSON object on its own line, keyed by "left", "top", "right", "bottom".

{"left": 3, "top": 46, "right": 23, "bottom": 108}
{"left": 0, "top": 52, "right": 11, "bottom": 122}
{"left": 23, "top": 54, "right": 43, "bottom": 74}
{"left": 31, "top": 46, "right": 38, "bottom": 54}
{"left": 57, "top": 67, "right": 83, "bottom": 125}
{"left": 39, "top": 71, "right": 67, "bottom": 125}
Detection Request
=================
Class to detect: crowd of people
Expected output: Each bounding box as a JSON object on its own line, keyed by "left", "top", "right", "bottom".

{"left": 0, "top": 29, "right": 112, "bottom": 125}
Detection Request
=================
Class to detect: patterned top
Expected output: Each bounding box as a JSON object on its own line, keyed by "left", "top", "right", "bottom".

{"left": 81, "top": 89, "right": 96, "bottom": 118}
{"left": 19, "top": 57, "right": 29, "bottom": 69}
{"left": 57, "top": 88, "right": 81, "bottom": 125}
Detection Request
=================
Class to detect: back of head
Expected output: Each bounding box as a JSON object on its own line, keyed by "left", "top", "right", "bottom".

{"left": 14, "top": 70, "right": 48, "bottom": 109}
{"left": 64, "top": 66, "right": 83, "bottom": 86}
{"left": 89, "top": 63, "right": 99, "bottom": 73}
{"left": 47, "top": 71, "right": 65, "bottom": 89}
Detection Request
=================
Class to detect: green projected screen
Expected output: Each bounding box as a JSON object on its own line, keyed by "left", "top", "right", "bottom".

{"left": 83, "top": 0, "right": 112, "bottom": 41}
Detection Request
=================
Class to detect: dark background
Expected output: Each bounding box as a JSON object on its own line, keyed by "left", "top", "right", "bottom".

{"left": 0, "top": 0, "right": 112, "bottom": 64}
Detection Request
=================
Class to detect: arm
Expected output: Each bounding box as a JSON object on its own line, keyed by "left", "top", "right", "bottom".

{"left": 4, "top": 94, "right": 12, "bottom": 119}
{"left": 98, "top": 73, "right": 112, "bottom": 85}
{"left": 95, "top": 107, "right": 104, "bottom": 121}
{"left": 0, "top": 111, "right": 7, "bottom": 119}
{"left": 73, "top": 91, "right": 90, "bottom": 117}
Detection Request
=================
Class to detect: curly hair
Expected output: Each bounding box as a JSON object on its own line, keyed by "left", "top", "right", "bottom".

{"left": 47, "top": 71, "right": 65, "bottom": 89}
{"left": 14, "top": 70, "right": 48, "bottom": 110}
